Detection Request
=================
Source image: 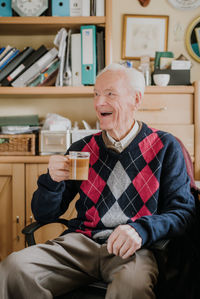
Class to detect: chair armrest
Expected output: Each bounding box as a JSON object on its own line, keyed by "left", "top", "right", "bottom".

{"left": 21, "top": 218, "right": 69, "bottom": 246}
{"left": 150, "top": 239, "right": 170, "bottom": 251}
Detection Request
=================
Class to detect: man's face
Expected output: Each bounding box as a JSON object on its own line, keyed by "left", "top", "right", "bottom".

{"left": 94, "top": 70, "right": 139, "bottom": 140}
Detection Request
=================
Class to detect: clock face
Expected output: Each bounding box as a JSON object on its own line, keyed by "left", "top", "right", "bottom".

{"left": 168, "top": 0, "right": 200, "bottom": 9}
{"left": 12, "top": 0, "right": 48, "bottom": 16}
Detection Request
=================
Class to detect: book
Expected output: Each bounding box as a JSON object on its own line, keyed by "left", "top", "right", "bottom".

{"left": 0, "top": 45, "right": 12, "bottom": 61}
{"left": 0, "top": 48, "right": 20, "bottom": 71}
{"left": 12, "top": 47, "right": 58, "bottom": 87}
{"left": 2, "top": 45, "right": 47, "bottom": 86}
{"left": 0, "top": 47, "right": 34, "bottom": 83}
{"left": 27, "top": 58, "right": 60, "bottom": 87}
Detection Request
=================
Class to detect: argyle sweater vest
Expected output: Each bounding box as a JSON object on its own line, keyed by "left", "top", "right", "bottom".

{"left": 32, "top": 122, "right": 195, "bottom": 246}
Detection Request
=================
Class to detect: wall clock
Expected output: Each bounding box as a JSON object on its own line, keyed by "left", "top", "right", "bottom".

{"left": 168, "top": 0, "right": 200, "bottom": 9}
{"left": 12, "top": 0, "right": 48, "bottom": 16}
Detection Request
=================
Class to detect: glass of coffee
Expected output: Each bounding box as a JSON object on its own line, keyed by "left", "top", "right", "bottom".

{"left": 69, "top": 151, "right": 90, "bottom": 180}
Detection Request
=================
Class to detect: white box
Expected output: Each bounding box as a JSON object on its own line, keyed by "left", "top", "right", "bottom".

{"left": 40, "top": 130, "right": 71, "bottom": 155}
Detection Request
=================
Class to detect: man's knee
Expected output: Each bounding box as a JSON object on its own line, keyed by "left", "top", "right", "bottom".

{"left": 1, "top": 251, "right": 29, "bottom": 279}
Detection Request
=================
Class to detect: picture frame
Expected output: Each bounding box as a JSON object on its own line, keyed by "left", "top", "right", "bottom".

{"left": 122, "top": 14, "right": 169, "bottom": 60}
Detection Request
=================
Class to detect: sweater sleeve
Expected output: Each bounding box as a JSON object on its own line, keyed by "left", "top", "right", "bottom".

{"left": 31, "top": 171, "right": 78, "bottom": 223}
{"left": 128, "top": 138, "right": 196, "bottom": 247}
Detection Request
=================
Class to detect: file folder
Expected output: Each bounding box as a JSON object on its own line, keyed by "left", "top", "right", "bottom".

{"left": 12, "top": 48, "right": 58, "bottom": 87}
{"left": 71, "top": 33, "right": 82, "bottom": 86}
{"left": 70, "top": 0, "right": 81, "bottom": 16}
{"left": 82, "top": 0, "right": 90, "bottom": 16}
{"left": 81, "top": 25, "right": 96, "bottom": 85}
{"left": 0, "top": 0, "right": 12, "bottom": 16}
{"left": 2, "top": 45, "right": 47, "bottom": 86}
{"left": 51, "top": 0, "right": 70, "bottom": 16}
{"left": 96, "top": 0, "right": 104, "bottom": 16}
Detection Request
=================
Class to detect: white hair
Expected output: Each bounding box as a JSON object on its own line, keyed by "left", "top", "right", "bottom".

{"left": 97, "top": 63, "right": 145, "bottom": 97}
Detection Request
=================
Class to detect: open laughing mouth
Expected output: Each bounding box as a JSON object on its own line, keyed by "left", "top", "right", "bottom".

{"left": 100, "top": 112, "right": 113, "bottom": 117}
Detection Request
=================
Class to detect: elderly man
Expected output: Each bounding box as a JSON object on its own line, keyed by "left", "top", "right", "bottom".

{"left": 0, "top": 64, "right": 195, "bottom": 299}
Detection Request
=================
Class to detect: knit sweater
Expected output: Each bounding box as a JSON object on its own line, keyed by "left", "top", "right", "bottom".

{"left": 32, "top": 122, "right": 195, "bottom": 247}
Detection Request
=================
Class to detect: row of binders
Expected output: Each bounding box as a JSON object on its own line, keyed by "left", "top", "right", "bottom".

{"left": 0, "top": 0, "right": 105, "bottom": 17}
{"left": 0, "top": 25, "right": 105, "bottom": 87}
{"left": 52, "top": 0, "right": 105, "bottom": 17}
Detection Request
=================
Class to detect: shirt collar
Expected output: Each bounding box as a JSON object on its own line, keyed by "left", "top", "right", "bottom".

{"left": 106, "top": 121, "right": 139, "bottom": 150}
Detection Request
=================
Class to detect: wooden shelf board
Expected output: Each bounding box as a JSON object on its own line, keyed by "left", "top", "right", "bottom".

{"left": 0, "top": 86, "right": 94, "bottom": 97}
{"left": 0, "top": 16, "right": 106, "bottom": 35}
{"left": 0, "top": 155, "right": 50, "bottom": 163}
{"left": 146, "top": 85, "right": 194, "bottom": 94}
{"left": 0, "top": 85, "right": 194, "bottom": 97}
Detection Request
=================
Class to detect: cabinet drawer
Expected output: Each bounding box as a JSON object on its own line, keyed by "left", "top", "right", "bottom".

{"left": 150, "top": 124, "right": 194, "bottom": 156}
{"left": 136, "top": 94, "right": 193, "bottom": 124}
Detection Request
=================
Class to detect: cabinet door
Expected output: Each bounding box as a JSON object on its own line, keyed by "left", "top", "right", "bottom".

{"left": 0, "top": 164, "right": 25, "bottom": 261}
{"left": 26, "top": 164, "right": 78, "bottom": 244}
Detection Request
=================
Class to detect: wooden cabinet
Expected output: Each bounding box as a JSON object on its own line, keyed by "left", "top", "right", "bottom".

{"left": 136, "top": 82, "right": 200, "bottom": 180}
{"left": 0, "top": 158, "right": 78, "bottom": 260}
{"left": 0, "top": 163, "right": 25, "bottom": 261}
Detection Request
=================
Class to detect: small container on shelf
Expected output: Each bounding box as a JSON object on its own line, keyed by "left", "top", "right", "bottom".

{"left": 0, "top": 134, "right": 35, "bottom": 156}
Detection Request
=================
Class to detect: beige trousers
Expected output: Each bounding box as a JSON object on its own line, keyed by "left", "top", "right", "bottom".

{"left": 0, "top": 233, "right": 158, "bottom": 299}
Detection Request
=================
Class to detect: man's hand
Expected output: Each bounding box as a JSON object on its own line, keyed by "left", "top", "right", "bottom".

{"left": 48, "top": 155, "right": 70, "bottom": 182}
{"left": 107, "top": 225, "right": 142, "bottom": 259}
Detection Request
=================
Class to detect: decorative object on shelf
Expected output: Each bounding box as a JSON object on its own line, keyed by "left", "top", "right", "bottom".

{"left": 138, "top": 0, "right": 151, "bottom": 7}
{"left": 0, "top": 0, "right": 12, "bottom": 16}
{"left": 186, "top": 16, "right": 200, "bottom": 63}
{"left": 12, "top": 0, "right": 48, "bottom": 17}
{"left": 167, "top": 0, "right": 200, "bottom": 9}
{"left": 153, "top": 74, "right": 170, "bottom": 86}
{"left": 122, "top": 14, "right": 169, "bottom": 60}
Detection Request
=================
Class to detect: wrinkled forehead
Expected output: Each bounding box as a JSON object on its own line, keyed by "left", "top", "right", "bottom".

{"left": 95, "top": 70, "right": 128, "bottom": 91}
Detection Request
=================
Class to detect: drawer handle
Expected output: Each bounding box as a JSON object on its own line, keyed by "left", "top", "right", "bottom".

{"left": 138, "top": 107, "right": 167, "bottom": 112}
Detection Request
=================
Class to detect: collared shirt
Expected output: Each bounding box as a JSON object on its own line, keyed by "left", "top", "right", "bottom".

{"left": 106, "top": 121, "right": 140, "bottom": 152}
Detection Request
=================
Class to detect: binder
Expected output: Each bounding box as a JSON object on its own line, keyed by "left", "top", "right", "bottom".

{"left": 81, "top": 25, "right": 96, "bottom": 85}
{"left": 82, "top": 0, "right": 90, "bottom": 16}
{"left": 0, "top": 47, "right": 34, "bottom": 83}
{"left": 90, "top": 0, "right": 95, "bottom": 16}
{"left": 3, "top": 45, "right": 47, "bottom": 86}
{"left": 96, "top": 0, "right": 104, "bottom": 16}
{"left": 0, "top": 48, "right": 20, "bottom": 71}
{"left": 0, "top": 0, "right": 12, "bottom": 16}
{"left": 70, "top": 0, "right": 81, "bottom": 16}
{"left": 51, "top": 0, "right": 70, "bottom": 16}
{"left": 96, "top": 28, "right": 105, "bottom": 74}
{"left": 12, "top": 47, "right": 58, "bottom": 87}
{"left": 71, "top": 33, "right": 82, "bottom": 86}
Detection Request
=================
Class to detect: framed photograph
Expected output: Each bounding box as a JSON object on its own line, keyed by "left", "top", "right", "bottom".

{"left": 122, "top": 14, "right": 169, "bottom": 60}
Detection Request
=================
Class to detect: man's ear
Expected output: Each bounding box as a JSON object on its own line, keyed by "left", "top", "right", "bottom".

{"left": 134, "top": 91, "right": 143, "bottom": 110}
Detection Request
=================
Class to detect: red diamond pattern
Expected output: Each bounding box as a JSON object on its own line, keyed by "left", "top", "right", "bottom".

{"left": 84, "top": 206, "right": 101, "bottom": 228}
{"left": 139, "top": 133, "right": 164, "bottom": 163}
{"left": 76, "top": 229, "right": 92, "bottom": 237}
{"left": 80, "top": 167, "right": 106, "bottom": 203}
{"left": 131, "top": 205, "right": 152, "bottom": 221}
{"left": 82, "top": 134, "right": 100, "bottom": 166}
{"left": 133, "top": 165, "right": 159, "bottom": 203}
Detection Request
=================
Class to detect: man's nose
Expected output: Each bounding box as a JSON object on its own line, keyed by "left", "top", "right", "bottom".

{"left": 95, "top": 94, "right": 106, "bottom": 105}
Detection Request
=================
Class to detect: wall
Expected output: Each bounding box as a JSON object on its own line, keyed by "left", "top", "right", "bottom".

{"left": 112, "top": 0, "right": 200, "bottom": 82}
